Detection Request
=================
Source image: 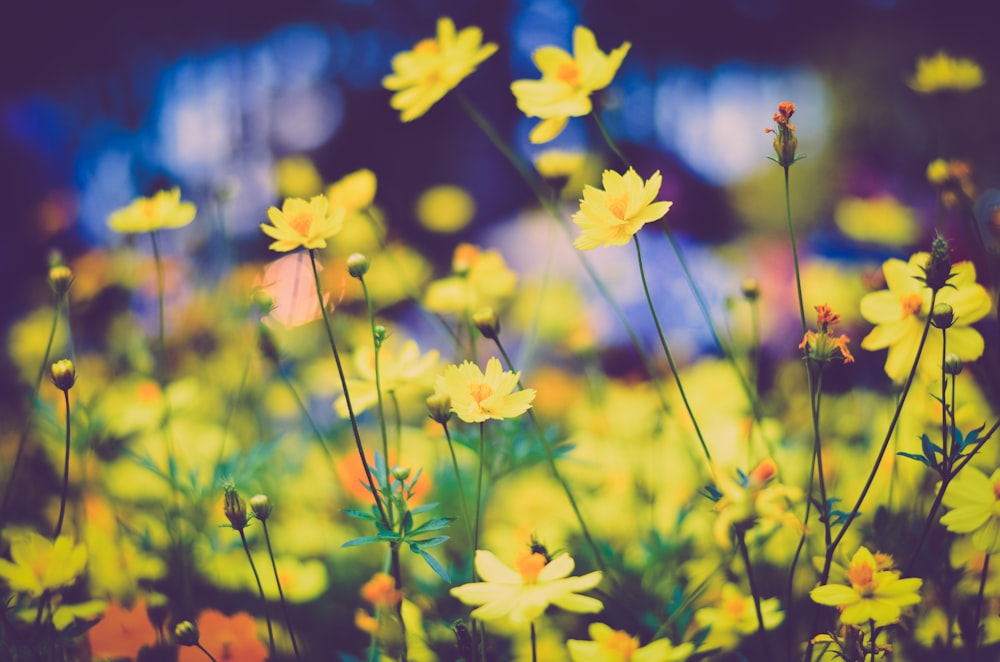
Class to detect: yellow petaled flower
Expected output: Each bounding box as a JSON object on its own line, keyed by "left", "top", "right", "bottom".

{"left": 260, "top": 195, "right": 345, "bottom": 252}
{"left": 940, "top": 466, "right": 1000, "bottom": 554}
{"left": 424, "top": 244, "right": 517, "bottom": 315}
{"left": 326, "top": 169, "right": 377, "bottom": 214}
{"left": 908, "top": 51, "right": 985, "bottom": 93}
{"left": 810, "top": 546, "right": 922, "bottom": 626}
{"left": 571, "top": 168, "right": 672, "bottom": 250}
{"left": 859, "top": 253, "right": 992, "bottom": 381}
{"left": 511, "top": 26, "right": 630, "bottom": 143}
{"left": 694, "top": 583, "right": 784, "bottom": 652}
{"left": 383, "top": 17, "right": 498, "bottom": 122}
{"left": 333, "top": 339, "right": 440, "bottom": 417}
{"left": 567, "top": 622, "right": 693, "bottom": 662}
{"left": 273, "top": 156, "right": 323, "bottom": 198}
{"left": 435, "top": 356, "right": 535, "bottom": 423}
{"left": 450, "top": 549, "right": 602, "bottom": 623}
{"left": 0, "top": 531, "right": 87, "bottom": 598}
{"left": 107, "top": 188, "right": 196, "bottom": 233}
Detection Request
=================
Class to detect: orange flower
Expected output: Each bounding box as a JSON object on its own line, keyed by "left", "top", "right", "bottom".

{"left": 361, "top": 572, "right": 403, "bottom": 609}
{"left": 799, "top": 303, "right": 854, "bottom": 364}
{"left": 178, "top": 610, "right": 268, "bottom": 662}
{"left": 88, "top": 599, "right": 157, "bottom": 660}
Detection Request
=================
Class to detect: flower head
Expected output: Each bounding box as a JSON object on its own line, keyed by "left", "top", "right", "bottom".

{"left": 108, "top": 188, "right": 196, "bottom": 233}
{"left": 424, "top": 244, "right": 517, "bottom": 315}
{"left": 695, "top": 583, "right": 784, "bottom": 652}
{"left": 940, "top": 466, "right": 1000, "bottom": 554}
{"left": 571, "top": 168, "right": 672, "bottom": 250}
{"left": 859, "top": 251, "right": 992, "bottom": 381}
{"left": 383, "top": 17, "right": 497, "bottom": 122}
{"left": 764, "top": 101, "right": 799, "bottom": 167}
{"left": 908, "top": 51, "right": 985, "bottom": 93}
{"left": 361, "top": 572, "right": 403, "bottom": 609}
{"left": 435, "top": 356, "right": 535, "bottom": 423}
{"left": 810, "top": 546, "right": 922, "bottom": 626}
{"left": 177, "top": 610, "right": 268, "bottom": 662}
{"left": 88, "top": 599, "right": 157, "bottom": 660}
{"left": 511, "top": 26, "right": 630, "bottom": 143}
{"left": 450, "top": 549, "right": 602, "bottom": 623}
{"left": 0, "top": 530, "right": 87, "bottom": 598}
{"left": 799, "top": 304, "right": 855, "bottom": 364}
{"left": 260, "top": 194, "right": 345, "bottom": 252}
{"left": 568, "top": 622, "right": 693, "bottom": 662}
{"left": 334, "top": 339, "right": 439, "bottom": 418}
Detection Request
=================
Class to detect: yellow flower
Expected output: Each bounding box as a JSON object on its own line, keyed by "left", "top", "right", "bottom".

{"left": 435, "top": 356, "right": 535, "bottom": 423}
{"left": 383, "top": 17, "right": 498, "bottom": 122}
{"left": 334, "top": 339, "right": 440, "bottom": 417}
{"left": 859, "top": 253, "right": 992, "bottom": 381}
{"left": 571, "top": 168, "right": 672, "bottom": 250}
{"left": 450, "top": 549, "right": 602, "bottom": 623}
{"left": 908, "top": 51, "right": 984, "bottom": 93}
{"left": 107, "top": 188, "right": 196, "bottom": 233}
{"left": 833, "top": 195, "right": 919, "bottom": 246}
{"left": 0, "top": 530, "right": 87, "bottom": 598}
{"left": 326, "top": 169, "right": 377, "bottom": 214}
{"left": 273, "top": 156, "right": 323, "bottom": 198}
{"left": 424, "top": 244, "right": 517, "bottom": 315}
{"left": 260, "top": 194, "right": 345, "bottom": 252}
{"left": 511, "top": 26, "right": 630, "bottom": 143}
{"left": 941, "top": 466, "right": 1000, "bottom": 554}
{"left": 810, "top": 546, "right": 922, "bottom": 626}
{"left": 568, "top": 623, "right": 693, "bottom": 662}
{"left": 415, "top": 184, "right": 475, "bottom": 233}
{"left": 694, "top": 583, "right": 783, "bottom": 652}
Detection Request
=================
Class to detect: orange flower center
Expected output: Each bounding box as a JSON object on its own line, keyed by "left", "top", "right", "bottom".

{"left": 848, "top": 561, "right": 875, "bottom": 595}
{"left": 900, "top": 292, "right": 924, "bottom": 318}
{"left": 604, "top": 630, "right": 640, "bottom": 659}
{"left": 140, "top": 199, "right": 159, "bottom": 219}
{"left": 469, "top": 382, "right": 494, "bottom": 404}
{"left": 515, "top": 552, "right": 547, "bottom": 584}
{"left": 287, "top": 211, "right": 313, "bottom": 237}
{"left": 607, "top": 192, "right": 630, "bottom": 220}
{"left": 555, "top": 60, "right": 581, "bottom": 86}
{"left": 414, "top": 38, "right": 438, "bottom": 55}
{"left": 723, "top": 595, "right": 747, "bottom": 618}
{"left": 993, "top": 481, "right": 1000, "bottom": 500}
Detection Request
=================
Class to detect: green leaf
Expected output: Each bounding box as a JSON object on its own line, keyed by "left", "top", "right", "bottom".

{"left": 342, "top": 509, "right": 376, "bottom": 521}
{"left": 412, "top": 536, "right": 449, "bottom": 548}
{"left": 342, "top": 536, "right": 383, "bottom": 548}
{"left": 408, "top": 517, "right": 455, "bottom": 537}
{"left": 410, "top": 502, "right": 439, "bottom": 515}
{"left": 897, "top": 451, "right": 931, "bottom": 467}
{"left": 414, "top": 548, "right": 450, "bottom": 583}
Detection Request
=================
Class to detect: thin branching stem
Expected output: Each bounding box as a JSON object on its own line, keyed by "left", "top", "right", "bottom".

{"left": 736, "top": 527, "right": 773, "bottom": 661}
{"left": 54, "top": 389, "right": 71, "bottom": 538}
{"left": 972, "top": 553, "right": 991, "bottom": 662}
{"left": 261, "top": 519, "right": 300, "bottom": 659}
{"left": 239, "top": 529, "right": 275, "bottom": 656}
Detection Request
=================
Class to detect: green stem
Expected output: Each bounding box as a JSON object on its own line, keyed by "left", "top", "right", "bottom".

{"left": 810, "top": 366, "right": 831, "bottom": 549}
{"left": 633, "top": 235, "right": 714, "bottom": 471}
{"left": 150, "top": 231, "right": 168, "bottom": 384}
{"left": 239, "top": 529, "right": 275, "bottom": 656}
{"left": 278, "top": 370, "right": 333, "bottom": 460}
{"left": 195, "top": 643, "right": 219, "bottom": 662}
{"left": 442, "top": 422, "right": 474, "bottom": 551}
{"left": 474, "top": 422, "right": 485, "bottom": 563}
{"left": 360, "top": 276, "right": 391, "bottom": 473}
{"left": 591, "top": 110, "right": 629, "bottom": 166}
{"left": 783, "top": 167, "right": 807, "bottom": 334}
{"left": 54, "top": 389, "right": 71, "bottom": 538}
{"left": 261, "top": 520, "right": 300, "bottom": 659}
{"left": 972, "top": 553, "right": 990, "bottom": 662}
{"left": 736, "top": 528, "right": 773, "bottom": 661}
{"left": 530, "top": 622, "right": 538, "bottom": 662}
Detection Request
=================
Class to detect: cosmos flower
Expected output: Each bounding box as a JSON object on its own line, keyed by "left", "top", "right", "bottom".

{"left": 424, "top": 244, "right": 517, "bottom": 315}
{"left": 334, "top": 339, "right": 439, "bottom": 417}
{"left": 571, "top": 168, "right": 672, "bottom": 249}
{"left": 260, "top": 194, "right": 345, "bottom": 252}
{"left": 177, "top": 610, "right": 268, "bottom": 662}
{"left": 908, "top": 51, "right": 984, "bottom": 93}
{"left": 450, "top": 549, "right": 602, "bottom": 623}
{"left": 0, "top": 531, "right": 87, "bottom": 598}
{"left": 810, "top": 546, "right": 922, "bottom": 626}
{"left": 107, "top": 188, "right": 196, "bottom": 233}
{"left": 694, "top": 583, "right": 784, "bottom": 652}
{"left": 435, "top": 356, "right": 535, "bottom": 423}
{"left": 940, "top": 466, "right": 1000, "bottom": 554}
{"left": 511, "top": 26, "right": 630, "bottom": 143}
{"left": 383, "top": 17, "right": 498, "bottom": 122}
{"left": 567, "top": 622, "right": 693, "bottom": 662}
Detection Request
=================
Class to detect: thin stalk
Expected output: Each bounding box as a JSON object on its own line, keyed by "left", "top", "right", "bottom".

{"left": 441, "top": 422, "right": 474, "bottom": 550}
{"left": 308, "top": 250, "right": 388, "bottom": 526}
{"left": 474, "top": 422, "right": 486, "bottom": 561}
{"left": 238, "top": 529, "right": 275, "bottom": 656}
{"left": 390, "top": 391, "right": 403, "bottom": 459}
{"left": 633, "top": 235, "right": 714, "bottom": 472}
{"left": 972, "top": 553, "right": 990, "bottom": 662}
{"left": 810, "top": 366, "right": 831, "bottom": 550}
{"left": 195, "top": 644, "right": 219, "bottom": 662}
{"left": 530, "top": 622, "right": 538, "bottom": 662}
{"left": 54, "top": 389, "right": 71, "bottom": 538}
{"left": 869, "top": 620, "right": 878, "bottom": 662}
{"left": 591, "top": 110, "right": 629, "bottom": 166}
{"left": 389, "top": 542, "right": 408, "bottom": 662}
{"left": 783, "top": 167, "right": 807, "bottom": 332}
{"left": 150, "top": 231, "right": 168, "bottom": 384}
{"left": 360, "top": 276, "right": 391, "bottom": 467}
{"left": 278, "top": 371, "right": 333, "bottom": 460}
{"left": 261, "top": 519, "right": 300, "bottom": 659}
{"left": 736, "top": 528, "right": 773, "bottom": 661}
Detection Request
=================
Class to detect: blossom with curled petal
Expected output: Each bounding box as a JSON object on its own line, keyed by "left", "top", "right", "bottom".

{"left": 450, "top": 549, "right": 602, "bottom": 623}
{"left": 260, "top": 195, "right": 345, "bottom": 252}
{"left": 0, "top": 530, "right": 87, "bottom": 598}
{"left": 568, "top": 622, "right": 693, "bottom": 662}
{"left": 435, "top": 356, "right": 535, "bottom": 423}
{"left": 108, "top": 188, "right": 196, "bottom": 233}
{"left": 810, "top": 546, "right": 922, "bottom": 626}
{"left": 571, "top": 168, "right": 672, "bottom": 249}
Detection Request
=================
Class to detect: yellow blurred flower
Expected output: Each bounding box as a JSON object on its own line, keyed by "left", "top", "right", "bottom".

{"left": 274, "top": 156, "right": 323, "bottom": 198}
{"left": 334, "top": 339, "right": 440, "bottom": 417}
{"left": 450, "top": 549, "right": 602, "bottom": 623}
{"left": 107, "top": 188, "right": 196, "bottom": 233}
{"left": 383, "top": 17, "right": 498, "bottom": 122}
{"left": 435, "top": 356, "right": 535, "bottom": 423}
{"left": 415, "top": 184, "right": 475, "bottom": 233}
{"left": 908, "top": 51, "right": 984, "bottom": 93}
{"left": 833, "top": 195, "right": 919, "bottom": 246}
{"left": 260, "top": 194, "right": 345, "bottom": 252}
{"left": 859, "top": 253, "right": 992, "bottom": 381}
{"left": 941, "top": 466, "right": 1000, "bottom": 554}
{"left": 0, "top": 530, "right": 87, "bottom": 598}
{"left": 810, "top": 546, "right": 922, "bottom": 626}
{"left": 571, "top": 168, "right": 672, "bottom": 249}
{"left": 567, "top": 622, "right": 693, "bottom": 662}
{"left": 424, "top": 244, "right": 517, "bottom": 315}
{"left": 326, "top": 168, "right": 378, "bottom": 214}
{"left": 511, "top": 26, "right": 630, "bottom": 143}
{"left": 694, "top": 583, "right": 783, "bottom": 652}
{"left": 926, "top": 159, "right": 951, "bottom": 186}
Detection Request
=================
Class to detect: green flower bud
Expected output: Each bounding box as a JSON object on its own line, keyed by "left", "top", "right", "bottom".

{"left": 224, "top": 485, "right": 248, "bottom": 530}
{"left": 944, "top": 353, "right": 964, "bottom": 375}
{"left": 930, "top": 302, "right": 955, "bottom": 329}
{"left": 347, "top": 253, "right": 370, "bottom": 279}
{"left": 741, "top": 277, "right": 760, "bottom": 302}
{"left": 48, "top": 264, "right": 74, "bottom": 297}
{"left": 50, "top": 359, "right": 77, "bottom": 392}
{"left": 426, "top": 392, "right": 452, "bottom": 424}
{"left": 250, "top": 494, "right": 272, "bottom": 521}
{"left": 922, "top": 234, "right": 953, "bottom": 292}
{"left": 472, "top": 307, "right": 500, "bottom": 340}
{"left": 175, "top": 620, "right": 200, "bottom": 646}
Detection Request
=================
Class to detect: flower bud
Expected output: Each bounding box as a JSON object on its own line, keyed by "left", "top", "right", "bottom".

{"left": 48, "top": 264, "right": 74, "bottom": 297}
{"left": 922, "top": 235, "right": 953, "bottom": 291}
{"left": 373, "top": 324, "right": 388, "bottom": 349}
{"left": 944, "top": 353, "right": 964, "bottom": 375}
{"left": 426, "top": 392, "right": 452, "bottom": 424}
{"left": 175, "top": 620, "right": 200, "bottom": 646}
{"left": 930, "top": 303, "right": 954, "bottom": 329}
{"left": 250, "top": 494, "right": 272, "bottom": 521}
{"left": 50, "top": 359, "right": 77, "bottom": 392}
{"left": 472, "top": 307, "right": 500, "bottom": 340}
{"left": 224, "top": 485, "right": 248, "bottom": 530}
{"left": 347, "top": 253, "right": 370, "bottom": 279}
{"left": 741, "top": 278, "right": 760, "bottom": 302}
{"left": 390, "top": 466, "right": 411, "bottom": 482}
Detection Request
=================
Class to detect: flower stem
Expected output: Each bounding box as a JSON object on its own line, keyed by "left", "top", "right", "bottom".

{"left": 972, "top": 553, "right": 990, "bottom": 662}
{"left": 474, "top": 422, "right": 486, "bottom": 563}
{"left": 239, "top": 529, "right": 275, "bottom": 656}
{"left": 261, "top": 519, "right": 300, "bottom": 659}
{"left": 278, "top": 370, "right": 333, "bottom": 460}
{"left": 441, "top": 422, "right": 474, "bottom": 551}
{"left": 195, "top": 644, "right": 219, "bottom": 662}
{"left": 360, "top": 276, "right": 391, "bottom": 469}
{"left": 782, "top": 167, "right": 807, "bottom": 333}
{"left": 591, "top": 110, "right": 629, "bottom": 166}
{"left": 530, "top": 622, "right": 538, "bottom": 662}
{"left": 150, "top": 231, "right": 168, "bottom": 384}
{"left": 736, "top": 527, "right": 773, "bottom": 661}
{"left": 633, "top": 234, "right": 714, "bottom": 473}
{"left": 54, "top": 389, "right": 71, "bottom": 539}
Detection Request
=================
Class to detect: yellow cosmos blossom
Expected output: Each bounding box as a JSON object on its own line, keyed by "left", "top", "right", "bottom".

{"left": 435, "top": 356, "right": 535, "bottom": 423}
{"left": 260, "top": 194, "right": 345, "bottom": 252}
{"left": 568, "top": 622, "right": 693, "bottom": 662}
{"left": 0, "top": 530, "right": 87, "bottom": 598}
{"left": 908, "top": 51, "right": 985, "bottom": 93}
{"left": 940, "top": 466, "right": 1000, "bottom": 554}
{"left": 810, "top": 546, "right": 922, "bottom": 626}
{"left": 571, "top": 168, "right": 672, "bottom": 250}
{"left": 273, "top": 156, "right": 323, "bottom": 198}
{"left": 833, "top": 195, "right": 919, "bottom": 246}
{"left": 383, "top": 17, "right": 498, "bottom": 122}
{"left": 107, "top": 188, "right": 196, "bottom": 233}
{"left": 694, "top": 583, "right": 783, "bottom": 652}
{"left": 334, "top": 339, "right": 440, "bottom": 417}
{"left": 424, "top": 244, "right": 517, "bottom": 315}
{"left": 859, "top": 253, "right": 992, "bottom": 381}
{"left": 450, "top": 549, "right": 602, "bottom": 623}
{"left": 326, "top": 169, "right": 377, "bottom": 214}
{"left": 511, "top": 26, "right": 630, "bottom": 143}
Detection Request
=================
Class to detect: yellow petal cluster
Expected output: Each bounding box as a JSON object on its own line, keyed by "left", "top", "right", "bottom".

{"left": 260, "top": 194, "right": 345, "bottom": 252}
{"left": 450, "top": 549, "right": 602, "bottom": 623}
{"left": 908, "top": 51, "right": 985, "bottom": 93}
{"left": 0, "top": 531, "right": 87, "bottom": 598}
{"left": 435, "top": 356, "right": 535, "bottom": 423}
{"left": 940, "top": 466, "right": 1000, "bottom": 554}
{"left": 567, "top": 622, "right": 693, "bottom": 662}
{"left": 383, "top": 17, "right": 498, "bottom": 122}
{"left": 107, "top": 188, "right": 196, "bottom": 234}
{"left": 424, "top": 244, "right": 517, "bottom": 314}
{"left": 334, "top": 339, "right": 440, "bottom": 417}
{"left": 572, "top": 168, "right": 672, "bottom": 250}
{"left": 511, "top": 26, "right": 630, "bottom": 143}
{"left": 810, "top": 546, "right": 922, "bottom": 626}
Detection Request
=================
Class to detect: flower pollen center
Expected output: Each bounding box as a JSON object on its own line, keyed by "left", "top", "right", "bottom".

{"left": 993, "top": 481, "right": 1000, "bottom": 500}
{"left": 900, "top": 292, "right": 924, "bottom": 318}
{"left": 287, "top": 211, "right": 313, "bottom": 237}
{"left": 555, "top": 61, "right": 581, "bottom": 86}
{"left": 607, "top": 192, "right": 629, "bottom": 220}
{"left": 515, "top": 552, "right": 547, "bottom": 584}
{"left": 723, "top": 595, "right": 747, "bottom": 618}
{"left": 469, "top": 382, "right": 494, "bottom": 404}
{"left": 848, "top": 561, "right": 876, "bottom": 595}
{"left": 141, "top": 200, "right": 158, "bottom": 219}
{"left": 604, "top": 630, "right": 639, "bottom": 659}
